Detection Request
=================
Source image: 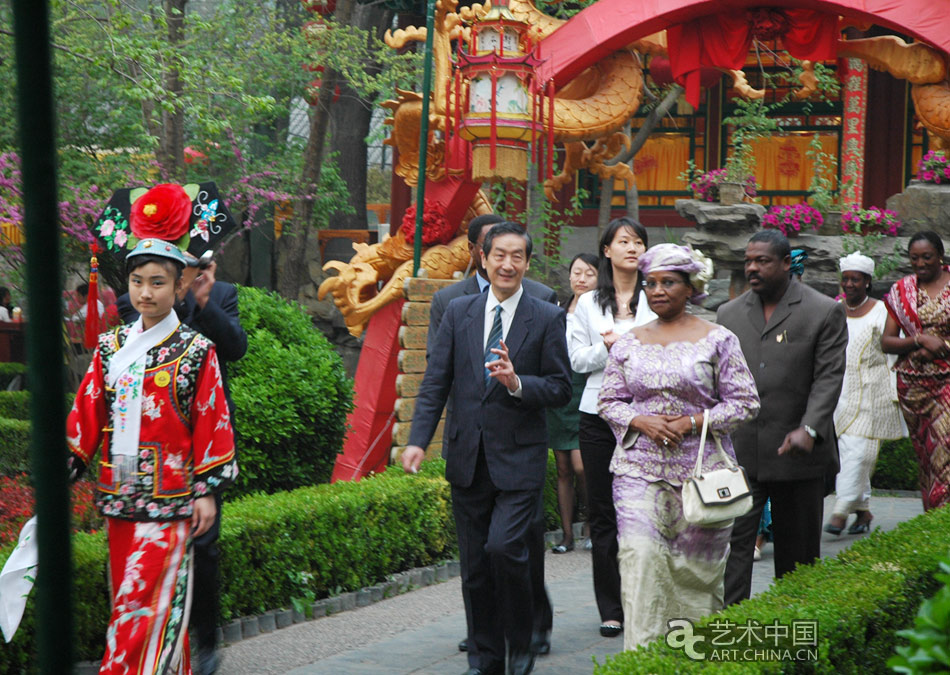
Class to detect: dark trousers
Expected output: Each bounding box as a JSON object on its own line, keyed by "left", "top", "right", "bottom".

{"left": 453, "top": 450, "right": 542, "bottom": 670}
{"left": 578, "top": 413, "right": 623, "bottom": 624}
{"left": 530, "top": 497, "right": 553, "bottom": 637}
{"left": 724, "top": 476, "right": 825, "bottom": 606}
{"left": 191, "top": 491, "right": 223, "bottom": 651}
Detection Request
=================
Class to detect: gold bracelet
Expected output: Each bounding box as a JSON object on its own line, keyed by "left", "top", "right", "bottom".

{"left": 915, "top": 335, "right": 921, "bottom": 348}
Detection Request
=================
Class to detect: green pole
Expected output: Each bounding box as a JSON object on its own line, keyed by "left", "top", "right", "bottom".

{"left": 11, "top": 0, "right": 73, "bottom": 671}
{"left": 413, "top": 0, "right": 438, "bottom": 276}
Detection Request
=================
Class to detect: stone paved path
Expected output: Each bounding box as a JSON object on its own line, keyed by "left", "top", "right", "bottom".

{"left": 217, "top": 493, "right": 922, "bottom": 674}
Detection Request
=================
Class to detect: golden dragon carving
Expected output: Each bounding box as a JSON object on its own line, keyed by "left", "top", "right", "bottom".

{"left": 321, "top": 6, "right": 950, "bottom": 336}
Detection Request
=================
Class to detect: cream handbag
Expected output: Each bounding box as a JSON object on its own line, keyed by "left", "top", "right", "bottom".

{"left": 681, "top": 410, "right": 753, "bottom": 527}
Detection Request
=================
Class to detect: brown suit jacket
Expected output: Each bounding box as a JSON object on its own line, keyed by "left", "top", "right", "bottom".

{"left": 717, "top": 280, "right": 848, "bottom": 482}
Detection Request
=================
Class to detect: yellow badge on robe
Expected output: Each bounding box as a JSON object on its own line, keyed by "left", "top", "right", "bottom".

{"left": 154, "top": 371, "right": 171, "bottom": 388}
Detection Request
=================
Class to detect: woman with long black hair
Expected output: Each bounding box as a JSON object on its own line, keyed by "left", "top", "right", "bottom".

{"left": 569, "top": 217, "right": 655, "bottom": 637}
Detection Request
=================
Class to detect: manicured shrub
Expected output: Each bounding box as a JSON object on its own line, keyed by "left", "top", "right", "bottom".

{"left": 0, "top": 390, "right": 29, "bottom": 420}
{"left": 873, "top": 438, "right": 919, "bottom": 492}
{"left": 0, "top": 362, "right": 26, "bottom": 389}
{"left": 218, "top": 462, "right": 452, "bottom": 619}
{"left": 0, "top": 462, "right": 453, "bottom": 669}
{"left": 0, "top": 418, "right": 30, "bottom": 475}
{"left": 228, "top": 286, "right": 354, "bottom": 498}
{"left": 592, "top": 506, "right": 950, "bottom": 674}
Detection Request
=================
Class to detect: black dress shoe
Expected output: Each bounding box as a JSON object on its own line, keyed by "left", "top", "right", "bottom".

{"left": 507, "top": 650, "right": 536, "bottom": 675}
{"left": 459, "top": 638, "right": 468, "bottom": 652}
{"left": 530, "top": 630, "right": 550, "bottom": 656}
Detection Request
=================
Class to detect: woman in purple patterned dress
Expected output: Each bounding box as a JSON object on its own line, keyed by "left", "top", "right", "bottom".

{"left": 597, "top": 244, "right": 760, "bottom": 649}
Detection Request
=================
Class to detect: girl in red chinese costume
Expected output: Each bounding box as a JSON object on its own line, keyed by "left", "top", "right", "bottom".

{"left": 67, "top": 184, "right": 237, "bottom": 674}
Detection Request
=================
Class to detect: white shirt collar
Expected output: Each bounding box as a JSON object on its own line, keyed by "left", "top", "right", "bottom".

{"left": 486, "top": 283, "right": 524, "bottom": 316}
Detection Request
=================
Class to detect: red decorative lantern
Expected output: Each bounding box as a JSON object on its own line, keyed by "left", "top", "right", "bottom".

{"left": 453, "top": 0, "right": 548, "bottom": 183}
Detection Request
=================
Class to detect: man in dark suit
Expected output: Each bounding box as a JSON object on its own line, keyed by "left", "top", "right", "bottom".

{"left": 117, "top": 254, "right": 247, "bottom": 675}
{"left": 717, "top": 229, "right": 847, "bottom": 605}
{"left": 404, "top": 222, "right": 571, "bottom": 675}
{"left": 428, "top": 214, "right": 557, "bottom": 656}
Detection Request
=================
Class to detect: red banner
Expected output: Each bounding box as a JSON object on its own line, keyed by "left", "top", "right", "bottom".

{"left": 840, "top": 58, "right": 867, "bottom": 205}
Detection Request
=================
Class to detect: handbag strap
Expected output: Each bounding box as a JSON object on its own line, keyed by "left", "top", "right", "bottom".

{"left": 692, "top": 410, "right": 738, "bottom": 478}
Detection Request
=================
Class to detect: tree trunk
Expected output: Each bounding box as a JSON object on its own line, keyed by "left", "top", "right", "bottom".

{"left": 605, "top": 84, "right": 683, "bottom": 224}
{"left": 159, "top": 0, "right": 186, "bottom": 182}
{"left": 275, "top": 0, "right": 355, "bottom": 300}
{"left": 329, "top": 4, "right": 393, "bottom": 230}
{"left": 625, "top": 155, "right": 639, "bottom": 221}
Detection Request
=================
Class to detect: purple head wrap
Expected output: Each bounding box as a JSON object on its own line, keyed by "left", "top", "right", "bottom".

{"left": 639, "top": 243, "right": 714, "bottom": 304}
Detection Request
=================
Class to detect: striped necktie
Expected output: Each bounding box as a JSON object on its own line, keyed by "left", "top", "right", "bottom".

{"left": 484, "top": 304, "right": 503, "bottom": 384}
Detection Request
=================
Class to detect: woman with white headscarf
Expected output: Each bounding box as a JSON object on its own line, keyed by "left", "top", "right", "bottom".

{"left": 825, "top": 252, "right": 904, "bottom": 535}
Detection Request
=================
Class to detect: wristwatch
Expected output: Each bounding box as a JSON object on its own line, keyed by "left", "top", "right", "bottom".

{"left": 803, "top": 425, "right": 818, "bottom": 440}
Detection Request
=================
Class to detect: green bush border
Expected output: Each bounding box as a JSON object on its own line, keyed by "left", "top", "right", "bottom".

{"left": 0, "top": 418, "right": 30, "bottom": 475}
{"left": 0, "top": 390, "right": 30, "bottom": 420}
{"left": 872, "top": 438, "right": 919, "bottom": 492}
{"left": 0, "top": 461, "right": 454, "bottom": 669}
{"left": 593, "top": 505, "right": 950, "bottom": 674}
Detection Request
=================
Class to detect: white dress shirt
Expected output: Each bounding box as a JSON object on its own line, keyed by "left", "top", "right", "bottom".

{"left": 569, "top": 289, "right": 655, "bottom": 414}
{"left": 484, "top": 284, "right": 524, "bottom": 396}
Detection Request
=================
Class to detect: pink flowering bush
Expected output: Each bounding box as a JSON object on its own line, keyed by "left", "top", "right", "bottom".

{"left": 761, "top": 203, "right": 823, "bottom": 237}
{"left": 841, "top": 204, "right": 901, "bottom": 236}
{"left": 917, "top": 151, "right": 950, "bottom": 184}
{"left": 689, "top": 168, "right": 757, "bottom": 202}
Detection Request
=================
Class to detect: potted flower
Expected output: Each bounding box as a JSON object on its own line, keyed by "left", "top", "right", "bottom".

{"left": 917, "top": 151, "right": 950, "bottom": 184}
{"left": 680, "top": 163, "right": 757, "bottom": 205}
{"left": 761, "top": 203, "right": 823, "bottom": 237}
{"left": 840, "top": 204, "right": 901, "bottom": 236}
{"left": 720, "top": 99, "right": 776, "bottom": 205}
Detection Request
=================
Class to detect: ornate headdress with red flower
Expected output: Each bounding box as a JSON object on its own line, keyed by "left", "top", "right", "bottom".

{"left": 129, "top": 183, "right": 192, "bottom": 245}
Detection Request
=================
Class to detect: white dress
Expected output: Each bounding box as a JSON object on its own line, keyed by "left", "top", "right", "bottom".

{"left": 832, "top": 301, "right": 904, "bottom": 515}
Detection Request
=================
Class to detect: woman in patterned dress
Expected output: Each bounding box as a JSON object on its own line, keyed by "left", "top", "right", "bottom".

{"left": 597, "top": 244, "right": 760, "bottom": 649}
{"left": 68, "top": 184, "right": 237, "bottom": 674}
{"left": 824, "top": 252, "right": 904, "bottom": 536}
{"left": 882, "top": 231, "right": 950, "bottom": 511}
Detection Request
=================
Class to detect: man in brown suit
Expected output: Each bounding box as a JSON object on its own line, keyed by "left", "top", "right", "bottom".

{"left": 717, "top": 229, "right": 848, "bottom": 605}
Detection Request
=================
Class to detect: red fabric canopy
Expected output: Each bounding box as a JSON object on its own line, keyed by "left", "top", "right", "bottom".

{"left": 667, "top": 9, "right": 840, "bottom": 107}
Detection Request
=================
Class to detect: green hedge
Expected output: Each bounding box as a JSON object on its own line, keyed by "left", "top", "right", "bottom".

{"left": 218, "top": 460, "right": 453, "bottom": 619}
{"left": 873, "top": 438, "right": 919, "bottom": 492}
{"left": 593, "top": 505, "right": 950, "bottom": 674}
{"left": 0, "top": 462, "right": 453, "bottom": 670}
{"left": 0, "top": 418, "right": 30, "bottom": 475}
{"left": 228, "top": 286, "right": 354, "bottom": 498}
{"left": 0, "top": 390, "right": 29, "bottom": 420}
{"left": 0, "top": 362, "right": 26, "bottom": 389}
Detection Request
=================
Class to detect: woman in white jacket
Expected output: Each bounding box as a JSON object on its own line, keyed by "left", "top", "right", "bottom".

{"left": 570, "top": 217, "right": 655, "bottom": 637}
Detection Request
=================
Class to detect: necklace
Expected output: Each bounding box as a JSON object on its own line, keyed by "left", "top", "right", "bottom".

{"left": 845, "top": 296, "right": 870, "bottom": 311}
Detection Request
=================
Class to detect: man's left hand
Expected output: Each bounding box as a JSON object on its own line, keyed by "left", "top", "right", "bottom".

{"left": 487, "top": 339, "right": 520, "bottom": 392}
{"left": 777, "top": 427, "right": 815, "bottom": 456}
{"left": 191, "top": 261, "right": 217, "bottom": 310}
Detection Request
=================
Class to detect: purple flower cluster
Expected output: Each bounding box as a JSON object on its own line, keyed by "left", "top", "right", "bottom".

{"left": 690, "top": 170, "right": 757, "bottom": 202}
{"left": 917, "top": 151, "right": 950, "bottom": 184}
{"left": 840, "top": 204, "right": 900, "bottom": 236}
{"left": 1, "top": 152, "right": 99, "bottom": 246}
{"left": 760, "top": 203, "right": 823, "bottom": 237}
